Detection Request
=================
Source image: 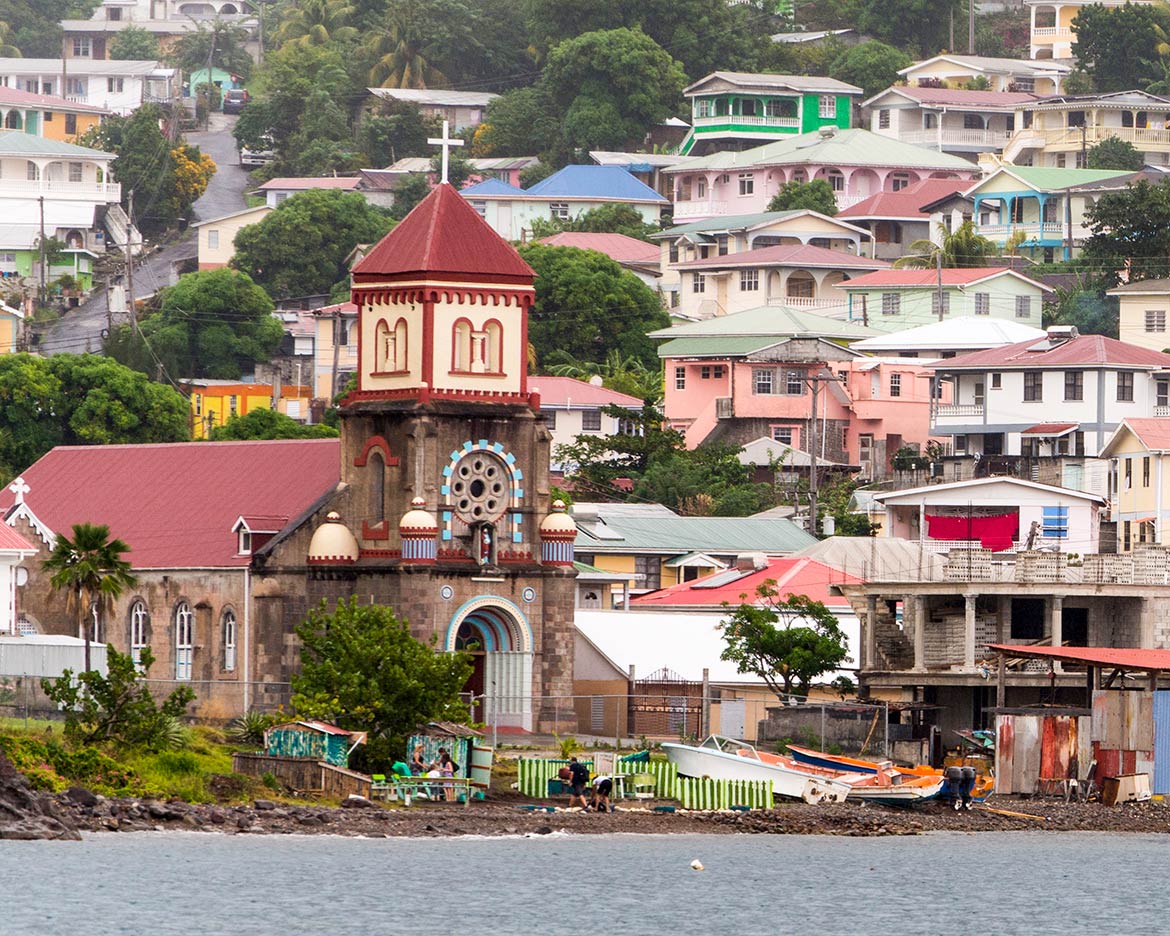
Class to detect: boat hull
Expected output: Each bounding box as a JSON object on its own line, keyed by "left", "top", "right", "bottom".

{"left": 662, "top": 743, "right": 850, "bottom": 804}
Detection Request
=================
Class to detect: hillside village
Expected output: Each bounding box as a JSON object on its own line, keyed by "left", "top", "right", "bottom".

{"left": 6, "top": 0, "right": 1170, "bottom": 815}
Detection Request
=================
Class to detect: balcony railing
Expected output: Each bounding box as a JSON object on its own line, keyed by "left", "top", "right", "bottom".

{"left": 900, "top": 128, "right": 1013, "bottom": 149}
{"left": 977, "top": 222, "right": 1063, "bottom": 239}
{"left": 693, "top": 115, "right": 800, "bottom": 129}
{"left": 934, "top": 403, "right": 985, "bottom": 418}
{"left": 1156, "top": 404, "right": 1170, "bottom": 417}
{"left": 715, "top": 397, "right": 734, "bottom": 419}
{"left": 770, "top": 295, "right": 844, "bottom": 309}
{"left": 0, "top": 179, "right": 120, "bottom": 201}
{"left": 1032, "top": 26, "right": 1073, "bottom": 38}
{"left": 672, "top": 199, "right": 728, "bottom": 219}
{"left": 1037, "top": 125, "right": 1170, "bottom": 148}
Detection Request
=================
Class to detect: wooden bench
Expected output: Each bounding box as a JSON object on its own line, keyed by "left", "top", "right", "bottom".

{"left": 387, "top": 776, "right": 477, "bottom": 807}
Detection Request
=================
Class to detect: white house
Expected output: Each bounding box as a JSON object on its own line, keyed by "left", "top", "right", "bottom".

{"left": 898, "top": 54, "right": 1070, "bottom": 96}
{"left": 254, "top": 176, "right": 361, "bottom": 208}
{"left": 527, "top": 376, "right": 643, "bottom": 476}
{"left": 192, "top": 204, "right": 272, "bottom": 270}
{"left": 931, "top": 327, "right": 1170, "bottom": 459}
{"left": 0, "top": 58, "right": 178, "bottom": 115}
{"left": 366, "top": 87, "right": 498, "bottom": 131}
{"left": 850, "top": 316, "right": 1048, "bottom": 359}
{"left": 873, "top": 476, "right": 1105, "bottom": 556}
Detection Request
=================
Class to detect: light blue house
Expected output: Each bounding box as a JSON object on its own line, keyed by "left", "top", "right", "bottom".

{"left": 462, "top": 165, "right": 668, "bottom": 241}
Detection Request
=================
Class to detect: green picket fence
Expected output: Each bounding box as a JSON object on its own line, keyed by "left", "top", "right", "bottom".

{"left": 614, "top": 758, "right": 680, "bottom": 799}
{"left": 516, "top": 758, "right": 593, "bottom": 799}
{"left": 677, "top": 776, "right": 773, "bottom": 810}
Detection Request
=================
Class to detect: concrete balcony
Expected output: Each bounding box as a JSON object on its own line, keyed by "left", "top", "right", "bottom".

{"left": 769, "top": 295, "right": 844, "bottom": 309}
{"left": 0, "top": 179, "right": 121, "bottom": 202}
{"left": 900, "top": 128, "right": 1013, "bottom": 150}
{"left": 1155, "top": 405, "right": 1170, "bottom": 417}
{"left": 977, "top": 222, "right": 1063, "bottom": 241}
{"left": 1037, "top": 125, "right": 1170, "bottom": 149}
{"left": 693, "top": 114, "right": 800, "bottom": 129}
{"left": 934, "top": 402, "right": 985, "bottom": 418}
{"left": 1032, "top": 26, "right": 1073, "bottom": 39}
{"left": 671, "top": 199, "right": 728, "bottom": 221}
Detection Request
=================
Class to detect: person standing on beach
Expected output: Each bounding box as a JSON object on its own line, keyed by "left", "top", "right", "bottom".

{"left": 567, "top": 757, "right": 591, "bottom": 810}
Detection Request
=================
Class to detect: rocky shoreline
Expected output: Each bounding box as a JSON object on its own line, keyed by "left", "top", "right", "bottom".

{"left": 37, "top": 792, "right": 1170, "bottom": 840}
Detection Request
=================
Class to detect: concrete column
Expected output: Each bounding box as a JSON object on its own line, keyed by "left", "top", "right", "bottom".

{"left": 998, "top": 594, "right": 1011, "bottom": 642}
{"left": 865, "top": 594, "right": 878, "bottom": 671}
{"left": 964, "top": 594, "right": 977, "bottom": 670}
{"left": 913, "top": 595, "right": 926, "bottom": 672}
{"left": 1050, "top": 595, "right": 1063, "bottom": 674}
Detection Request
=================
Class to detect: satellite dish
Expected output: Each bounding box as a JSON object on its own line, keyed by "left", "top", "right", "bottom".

{"left": 15, "top": 567, "right": 28, "bottom": 586}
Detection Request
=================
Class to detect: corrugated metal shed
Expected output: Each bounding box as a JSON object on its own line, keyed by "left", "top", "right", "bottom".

{"left": 264, "top": 721, "right": 362, "bottom": 767}
{"left": 0, "top": 635, "right": 107, "bottom": 677}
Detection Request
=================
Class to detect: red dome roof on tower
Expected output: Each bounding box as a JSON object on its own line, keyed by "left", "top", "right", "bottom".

{"left": 352, "top": 183, "right": 535, "bottom": 283}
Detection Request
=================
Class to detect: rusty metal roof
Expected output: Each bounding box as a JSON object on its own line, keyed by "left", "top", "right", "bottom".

{"left": 987, "top": 644, "right": 1170, "bottom": 672}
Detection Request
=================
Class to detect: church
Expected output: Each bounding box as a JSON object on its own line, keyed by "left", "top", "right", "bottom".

{"left": 4, "top": 181, "right": 578, "bottom": 732}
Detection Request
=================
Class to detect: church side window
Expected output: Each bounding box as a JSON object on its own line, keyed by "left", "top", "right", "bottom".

{"left": 452, "top": 318, "right": 472, "bottom": 371}
{"left": 375, "top": 317, "right": 408, "bottom": 373}
{"left": 452, "top": 318, "right": 504, "bottom": 374}
{"left": 175, "top": 601, "right": 193, "bottom": 681}
{"left": 483, "top": 320, "right": 503, "bottom": 374}
{"left": 222, "top": 609, "right": 237, "bottom": 672}
{"left": 369, "top": 451, "right": 385, "bottom": 523}
{"left": 129, "top": 600, "right": 149, "bottom": 666}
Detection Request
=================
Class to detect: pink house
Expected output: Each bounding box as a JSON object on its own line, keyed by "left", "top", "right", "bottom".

{"left": 665, "top": 127, "right": 980, "bottom": 222}
{"left": 653, "top": 305, "right": 947, "bottom": 479}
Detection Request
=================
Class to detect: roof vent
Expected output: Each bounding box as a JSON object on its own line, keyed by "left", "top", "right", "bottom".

{"left": 1046, "top": 325, "right": 1078, "bottom": 344}
{"left": 735, "top": 552, "right": 769, "bottom": 572}
{"left": 817, "top": 126, "right": 838, "bottom": 139}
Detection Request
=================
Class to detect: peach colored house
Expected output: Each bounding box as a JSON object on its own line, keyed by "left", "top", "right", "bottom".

{"left": 653, "top": 305, "right": 946, "bottom": 478}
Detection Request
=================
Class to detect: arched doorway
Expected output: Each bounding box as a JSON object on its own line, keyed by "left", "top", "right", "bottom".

{"left": 446, "top": 597, "right": 534, "bottom": 731}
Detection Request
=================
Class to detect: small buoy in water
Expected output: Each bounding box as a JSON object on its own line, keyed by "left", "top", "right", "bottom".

{"left": 690, "top": 859, "right": 704, "bottom": 871}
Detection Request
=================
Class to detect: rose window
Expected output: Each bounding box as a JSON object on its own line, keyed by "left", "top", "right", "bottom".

{"left": 450, "top": 452, "right": 508, "bottom": 523}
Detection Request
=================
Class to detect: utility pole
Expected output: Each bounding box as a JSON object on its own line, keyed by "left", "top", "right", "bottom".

{"left": 969, "top": 0, "right": 976, "bottom": 54}
{"left": 125, "top": 188, "right": 137, "bottom": 335}
{"left": 935, "top": 248, "right": 945, "bottom": 321}
{"left": 331, "top": 308, "right": 343, "bottom": 398}
{"left": 808, "top": 376, "right": 819, "bottom": 537}
{"left": 37, "top": 196, "right": 46, "bottom": 308}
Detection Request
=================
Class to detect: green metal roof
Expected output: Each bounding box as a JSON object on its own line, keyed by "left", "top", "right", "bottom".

{"left": 656, "top": 211, "right": 802, "bottom": 238}
{"left": 576, "top": 516, "right": 815, "bottom": 553}
{"left": 983, "top": 166, "right": 1132, "bottom": 192}
{"left": 656, "top": 335, "right": 788, "bottom": 358}
{"left": 0, "top": 130, "right": 112, "bottom": 159}
{"left": 672, "top": 128, "right": 976, "bottom": 173}
{"left": 650, "top": 304, "right": 878, "bottom": 341}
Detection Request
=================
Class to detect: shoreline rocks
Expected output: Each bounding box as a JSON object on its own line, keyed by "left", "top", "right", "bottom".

{"left": 0, "top": 753, "right": 81, "bottom": 841}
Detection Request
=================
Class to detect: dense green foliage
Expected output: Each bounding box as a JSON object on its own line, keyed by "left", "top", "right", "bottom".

{"left": 518, "top": 243, "right": 669, "bottom": 370}
{"left": 719, "top": 588, "right": 850, "bottom": 698}
{"left": 41, "top": 647, "right": 196, "bottom": 750}
{"left": 0, "top": 0, "right": 98, "bottom": 56}
{"left": 210, "top": 408, "right": 340, "bottom": 441}
{"left": 105, "top": 268, "right": 282, "bottom": 380}
{"left": 0, "top": 354, "right": 189, "bottom": 476}
{"left": 829, "top": 40, "right": 911, "bottom": 99}
{"left": 766, "top": 179, "right": 839, "bottom": 216}
{"left": 1082, "top": 178, "right": 1170, "bottom": 287}
{"left": 292, "top": 598, "right": 474, "bottom": 765}
{"left": 895, "top": 222, "right": 997, "bottom": 269}
{"left": 108, "top": 25, "right": 159, "bottom": 60}
{"left": 529, "top": 203, "right": 660, "bottom": 241}
{"left": 233, "top": 190, "right": 394, "bottom": 299}
{"left": 1086, "top": 136, "right": 1146, "bottom": 171}
{"left": 1071, "top": 3, "right": 1168, "bottom": 93}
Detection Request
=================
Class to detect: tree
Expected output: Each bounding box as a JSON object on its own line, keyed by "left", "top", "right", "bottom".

{"left": 357, "top": 99, "right": 439, "bottom": 166}
{"left": 1082, "top": 178, "right": 1170, "bottom": 286}
{"left": 1043, "top": 285, "right": 1119, "bottom": 338}
{"left": 895, "top": 221, "right": 997, "bottom": 269}
{"left": 0, "top": 0, "right": 101, "bottom": 57}
{"left": 364, "top": 0, "right": 481, "bottom": 88}
{"left": 1087, "top": 135, "right": 1145, "bottom": 171}
{"left": 634, "top": 446, "right": 773, "bottom": 517}
{"left": 766, "top": 179, "right": 839, "bottom": 216}
{"left": 275, "top": 0, "right": 359, "bottom": 47}
{"left": 106, "top": 268, "right": 282, "bottom": 380}
{"left": 518, "top": 243, "right": 670, "bottom": 369}
{"left": 719, "top": 587, "right": 850, "bottom": 699}
{"left": 389, "top": 173, "right": 432, "bottom": 220}
{"left": 542, "top": 28, "right": 687, "bottom": 153}
{"left": 0, "top": 19, "right": 20, "bottom": 57}
{"left": 1071, "top": 2, "right": 1166, "bottom": 92}
{"left": 292, "top": 597, "right": 474, "bottom": 764}
{"left": 477, "top": 86, "right": 561, "bottom": 160}
{"left": 545, "top": 349, "right": 664, "bottom": 403}
{"left": 855, "top": 0, "right": 962, "bottom": 57}
{"left": 233, "top": 189, "right": 395, "bottom": 299}
{"left": 108, "top": 25, "right": 158, "bottom": 60}
{"left": 529, "top": 203, "right": 660, "bottom": 241}
{"left": 167, "top": 18, "right": 253, "bottom": 79}
{"left": 829, "top": 41, "right": 911, "bottom": 99}
{"left": 41, "top": 646, "right": 195, "bottom": 749}
{"left": 42, "top": 523, "right": 137, "bottom": 675}
{"left": 210, "top": 408, "right": 339, "bottom": 440}
{"left": 555, "top": 403, "right": 683, "bottom": 490}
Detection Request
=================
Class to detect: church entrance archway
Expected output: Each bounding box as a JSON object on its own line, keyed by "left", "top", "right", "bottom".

{"left": 446, "top": 597, "right": 533, "bottom": 732}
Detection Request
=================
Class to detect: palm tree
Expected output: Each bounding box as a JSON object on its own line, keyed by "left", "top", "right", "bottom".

{"left": 275, "top": 0, "right": 358, "bottom": 47}
{"left": 43, "top": 523, "right": 137, "bottom": 674}
{"left": 546, "top": 350, "right": 664, "bottom": 405}
{"left": 0, "top": 20, "right": 20, "bottom": 58}
{"left": 894, "top": 221, "right": 997, "bottom": 269}
{"left": 365, "top": 0, "right": 449, "bottom": 89}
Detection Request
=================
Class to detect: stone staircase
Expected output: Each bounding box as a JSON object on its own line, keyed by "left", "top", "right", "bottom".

{"left": 103, "top": 203, "right": 142, "bottom": 254}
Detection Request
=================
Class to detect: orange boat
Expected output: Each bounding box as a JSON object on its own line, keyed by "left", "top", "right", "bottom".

{"left": 785, "top": 745, "right": 994, "bottom": 800}
{"left": 748, "top": 749, "right": 945, "bottom": 804}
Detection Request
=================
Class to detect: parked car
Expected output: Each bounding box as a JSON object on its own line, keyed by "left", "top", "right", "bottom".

{"left": 240, "top": 146, "right": 276, "bottom": 167}
{"left": 222, "top": 89, "right": 249, "bottom": 114}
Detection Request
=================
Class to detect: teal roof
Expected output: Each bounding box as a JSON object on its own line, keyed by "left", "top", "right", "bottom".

{"left": 656, "top": 335, "right": 791, "bottom": 357}
{"left": 656, "top": 211, "right": 804, "bottom": 238}
{"left": 575, "top": 516, "right": 815, "bottom": 553}
{"left": 0, "top": 130, "right": 112, "bottom": 159}
{"left": 976, "top": 166, "right": 1133, "bottom": 193}
{"left": 672, "top": 128, "right": 976, "bottom": 173}
{"left": 649, "top": 304, "right": 878, "bottom": 341}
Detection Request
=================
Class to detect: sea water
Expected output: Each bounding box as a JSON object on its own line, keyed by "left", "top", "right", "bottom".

{"left": 0, "top": 830, "right": 1164, "bottom": 935}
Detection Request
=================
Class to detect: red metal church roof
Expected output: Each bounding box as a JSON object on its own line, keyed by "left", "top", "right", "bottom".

{"left": 353, "top": 182, "right": 534, "bottom": 283}
{"left": 0, "top": 439, "right": 340, "bottom": 569}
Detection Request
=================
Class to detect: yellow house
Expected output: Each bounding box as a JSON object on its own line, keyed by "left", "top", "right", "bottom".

{"left": 1109, "top": 279, "right": 1170, "bottom": 355}
{"left": 185, "top": 380, "right": 313, "bottom": 439}
{"left": 0, "top": 86, "right": 107, "bottom": 141}
{"left": 1100, "top": 419, "right": 1170, "bottom": 552}
{"left": 1028, "top": 0, "right": 1144, "bottom": 59}
{"left": 192, "top": 205, "right": 273, "bottom": 271}
{"left": 0, "top": 301, "right": 23, "bottom": 353}
{"left": 311, "top": 300, "right": 358, "bottom": 400}
{"left": 898, "top": 54, "right": 1069, "bottom": 96}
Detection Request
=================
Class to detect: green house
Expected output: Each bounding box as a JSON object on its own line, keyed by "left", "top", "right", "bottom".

{"left": 679, "top": 71, "right": 862, "bottom": 157}
{"left": 264, "top": 720, "right": 364, "bottom": 768}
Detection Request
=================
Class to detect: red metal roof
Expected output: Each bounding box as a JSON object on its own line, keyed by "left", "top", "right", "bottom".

{"left": 0, "top": 523, "right": 35, "bottom": 553}
{"left": 536, "top": 232, "right": 660, "bottom": 264}
{"left": 630, "top": 557, "right": 861, "bottom": 609}
{"left": 0, "top": 440, "right": 340, "bottom": 569}
{"left": 353, "top": 182, "right": 534, "bottom": 283}
{"left": 842, "top": 266, "right": 1019, "bottom": 287}
{"left": 887, "top": 87, "right": 1037, "bottom": 107}
{"left": 838, "top": 178, "right": 972, "bottom": 220}
{"left": 1117, "top": 418, "right": 1170, "bottom": 451}
{"left": 0, "top": 86, "right": 109, "bottom": 113}
{"left": 672, "top": 243, "right": 888, "bottom": 271}
{"left": 1020, "top": 423, "right": 1078, "bottom": 436}
{"left": 528, "top": 376, "right": 642, "bottom": 408}
{"left": 940, "top": 334, "right": 1170, "bottom": 370}
{"left": 987, "top": 644, "right": 1170, "bottom": 672}
{"left": 257, "top": 177, "right": 361, "bottom": 191}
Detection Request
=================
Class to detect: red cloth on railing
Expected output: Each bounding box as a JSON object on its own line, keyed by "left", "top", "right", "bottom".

{"left": 925, "top": 512, "right": 1018, "bottom": 551}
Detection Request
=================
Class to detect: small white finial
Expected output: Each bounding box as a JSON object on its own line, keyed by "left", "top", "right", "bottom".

{"left": 9, "top": 477, "right": 29, "bottom": 506}
{"left": 427, "top": 119, "right": 464, "bottom": 185}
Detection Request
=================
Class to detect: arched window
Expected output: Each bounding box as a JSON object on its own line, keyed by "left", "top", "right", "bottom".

{"left": 369, "top": 451, "right": 385, "bottom": 522}
{"left": 4, "top": 111, "right": 21, "bottom": 130}
{"left": 452, "top": 319, "right": 472, "bottom": 371}
{"left": 129, "top": 600, "right": 149, "bottom": 666}
{"left": 376, "top": 317, "right": 407, "bottom": 372}
{"left": 483, "top": 320, "right": 502, "bottom": 374}
{"left": 175, "top": 601, "right": 193, "bottom": 681}
{"left": 222, "top": 609, "right": 237, "bottom": 672}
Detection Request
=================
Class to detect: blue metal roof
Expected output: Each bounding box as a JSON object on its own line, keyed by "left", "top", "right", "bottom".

{"left": 527, "top": 165, "right": 668, "bottom": 203}
{"left": 460, "top": 177, "right": 526, "bottom": 196}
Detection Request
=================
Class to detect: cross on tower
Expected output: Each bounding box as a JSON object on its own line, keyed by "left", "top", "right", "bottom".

{"left": 8, "top": 477, "right": 28, "bottom": 506}
{"left": 427, "top": 120, "right": 464, "bottom": 185}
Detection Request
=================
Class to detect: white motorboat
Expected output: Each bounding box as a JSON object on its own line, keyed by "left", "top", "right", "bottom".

{"left": 662, "top": 735, "right": 852, "bottom": 804}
